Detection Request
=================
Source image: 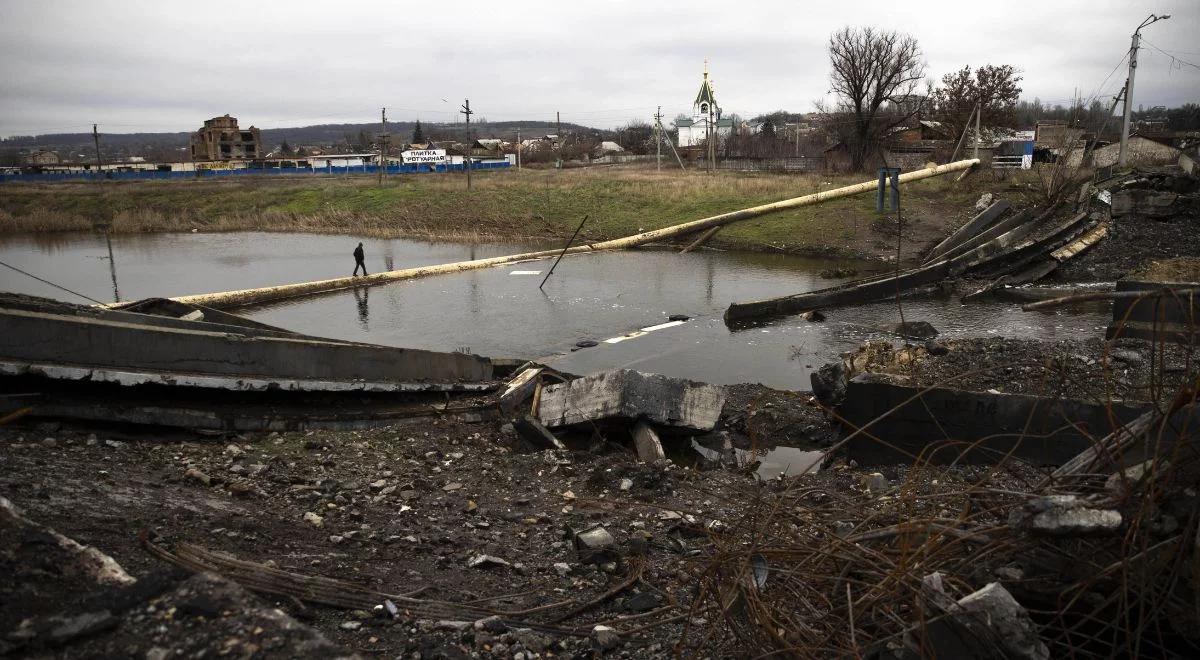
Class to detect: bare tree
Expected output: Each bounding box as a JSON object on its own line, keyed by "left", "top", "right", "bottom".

{"left": 821, "top": 26, "right": 927, "bottom": 172}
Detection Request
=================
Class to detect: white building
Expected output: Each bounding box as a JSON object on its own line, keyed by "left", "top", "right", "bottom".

{"left": 676, "top": 63, "right": 735, "bottom": 148}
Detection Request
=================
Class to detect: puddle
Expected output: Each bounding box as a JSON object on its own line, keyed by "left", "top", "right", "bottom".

{"left": 688, "top": 439, "right": 823, "bottom": 480}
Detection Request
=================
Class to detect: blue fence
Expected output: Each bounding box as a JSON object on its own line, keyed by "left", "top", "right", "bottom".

{"left": 0, "top": 161, "right": 511, "bottom": 183}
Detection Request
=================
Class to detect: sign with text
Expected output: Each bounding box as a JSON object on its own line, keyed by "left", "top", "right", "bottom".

{"left": 402, "top": 149, "right": 447, "bottom": 164}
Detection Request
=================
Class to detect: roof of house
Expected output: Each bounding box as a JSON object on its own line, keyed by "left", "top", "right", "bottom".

{"left": 676, "top": 119, "right": 695, "bottom": 127}
{"left": 596, "top": 141, "right": 623, "bottom": 152}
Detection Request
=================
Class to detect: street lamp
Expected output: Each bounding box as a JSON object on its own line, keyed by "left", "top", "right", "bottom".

{"left": 1118, "top": 13, "right": 1170, "bottom": 167}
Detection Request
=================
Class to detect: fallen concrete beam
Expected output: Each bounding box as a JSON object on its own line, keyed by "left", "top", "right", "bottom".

{"left": 0, "top": 361, "right": 496, "bottom": 394}
{"left": 840, "top": 373, "right": 1150, "bottom": 466}
{"left": 1107, "top": 280, "right": 1200, "bottom": 345}
{"left": 15, "top": 397, "right": 497, "bottom": 433}
{"left": 499, "top": 367, "right": 543, "bottom": 413}
{"left": 0, "top": 308, "right": 492, "bottom": 384}
{"left": 538, "top": 370, "right": 725, "bottom": 432}
{"left": 632, "top": 420, "right": 666, "bottom": 462}
{"left": 923, "top": 200, "right": 1013, "bottom": 263}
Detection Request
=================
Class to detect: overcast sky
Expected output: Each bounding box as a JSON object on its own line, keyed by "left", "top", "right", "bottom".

{"left": 1, "top": 0, "right": 1197, "bottom": 137}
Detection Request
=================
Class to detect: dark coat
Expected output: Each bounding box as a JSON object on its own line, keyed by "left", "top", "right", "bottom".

{"left": 353, "top": 245, "right": 365, "bottom": 261}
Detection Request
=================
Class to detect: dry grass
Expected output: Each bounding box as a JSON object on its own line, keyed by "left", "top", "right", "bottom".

{"left": 0, "top": 165, "right": 1032, "bottom": 258}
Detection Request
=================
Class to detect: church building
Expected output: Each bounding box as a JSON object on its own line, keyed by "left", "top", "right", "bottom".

{"left": 676, "top": 62, "right": 735, "bottom": 148}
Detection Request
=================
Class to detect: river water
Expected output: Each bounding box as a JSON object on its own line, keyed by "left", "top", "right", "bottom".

{"left": 0, "top": 231, "right": 1112, "bottom": 390}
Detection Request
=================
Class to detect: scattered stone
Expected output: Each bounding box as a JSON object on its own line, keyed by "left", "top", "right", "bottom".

{"left": 955, "top": 583, "right": 1049, "bottom": 660}
{"left": 41, "top": 437, "right": 57, "bottom": 448}
{"left": 975, "top": 192, "right": 995, "bottom": 212}
{"left": 442, "top": 482, "right": 463, "bottom": 492}
{"left": 591, "top": 625, "right": 621, "bottom": 651}
{"left": 625, "top": 591, "right": 660, "bottom": 612}
{"left": 184, "top": 468, "right": 211, "bottom": 486}
{"left": 575, "top": 340, "right": 599, "bottom": 348}
{"left": 800, "top": 310, "right": 826, "bottom": 322}
{"left": 811, "top": 360, "right": 849, "bottom": 407}
{"left": 863, "top": 472, "right": 889, "bottom": 494}
{"left": 924, "top": 339, "right": 949, "bottom": 356}
{"left": 552, "top": 562, "right": 572, "bottom": 576}
{"left": 303, "top": 511, "right": 324, "bottom": 528}
{"left": 619, "top": 478, "right": 633, "bottom": 491}
{"left": 668, "top": 314, "right": 690, "bottom": 322}
{"left": 340, "top": 621, "right": 362, "bottom": 631}
{"left": 468, "top": 554, "right": 511, "bottom": 569}
{"left": 224, "top": 444, "right": 244, "bottom": 457}
{"left": 574, "top": 526, "right": 617, "bottom": 564}
{"left": 435, "top": 620, "right": 471, "bottom": 632}
{"left": 474, "top": 615, "right": 508, "bottom": 633}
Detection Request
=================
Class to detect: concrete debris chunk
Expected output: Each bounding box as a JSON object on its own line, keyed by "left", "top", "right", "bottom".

{"left": 513, "top": 414, "right": 565, "bottom": 450}
{"left": 956, "top": 583, "right": 1050, "bottom": 660}
{"left": 574, "top": 526, "right": 617, "bottom": 564}
{"left": 467, "top": 554, "right": 511, "bottom": 569}
{"left": 1009, "top": 495, "right": 1121, "bottom": 536}
{"left": 0, "top": 496, "right": 135, "bottom": 586}
{"left": 632, "top": 421, "right": 666, "bottom": 462}
{"left": 538, "top": 369, "right": 725, "bottom": 432}
{"left": 810, "top": 360, "right": 849, "bottom": 407}
{"left": 591, "top": 624, "right": 621, "bottom": 651}
{"left": 499, "top": 367, "right": 543, "bottom": 413}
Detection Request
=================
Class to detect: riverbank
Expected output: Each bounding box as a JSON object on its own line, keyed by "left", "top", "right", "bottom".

{"left": 0, "top": 166, "right": 1028, "bottom": 262}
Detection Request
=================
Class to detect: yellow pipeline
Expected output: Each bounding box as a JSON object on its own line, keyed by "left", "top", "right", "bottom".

{"left": 172, "top": 159, "right": 979, "bottom": 309}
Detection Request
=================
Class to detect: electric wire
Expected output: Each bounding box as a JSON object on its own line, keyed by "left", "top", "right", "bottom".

{"left": 0, "top": 260, "right": 105, "bottom": 305}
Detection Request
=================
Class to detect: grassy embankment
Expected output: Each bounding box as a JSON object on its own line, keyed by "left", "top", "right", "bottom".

{"left": 0, "top": 166, "right": 1012, "bottom": 259}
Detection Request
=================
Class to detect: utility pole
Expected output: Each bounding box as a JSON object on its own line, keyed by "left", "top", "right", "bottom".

{"left": 655, "top": 114, "right": 687, "bottom": 171}
{"left": 973, "top": 101, "right": 981, "bottom": 160}
{"left": 1119, "top": 13, "right": 1170, "bottom": 168}
{"left": 555, "top": 111, "right": 562, "bottom": 170}
{"left": 92, "top": 124, "right": 103, "bottom": 176}
{"left": 378, "top": 107, "right": 387, "bottom": 186}
{"left": 516, "top": 129, "right": 521, "bottom": 170}
{"left": 654, "top": 106, "right": 663, "bottom": 171}
{"left": 461, "top": 99, "right": 473, "bottom": 190}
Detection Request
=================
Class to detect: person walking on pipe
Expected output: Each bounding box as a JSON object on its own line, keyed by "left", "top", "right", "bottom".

{"left": 352, "top": 242, "right": 368, "bottom": 276}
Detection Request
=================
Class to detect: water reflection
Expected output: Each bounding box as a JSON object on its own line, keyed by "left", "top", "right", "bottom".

{"left": 104, "top": 231, "right": 121, "bottom": 303}
{"left": 352, "top": 286, "right": 369, "bottom": 330}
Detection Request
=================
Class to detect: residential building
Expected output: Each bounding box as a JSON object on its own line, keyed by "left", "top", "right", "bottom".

{"left": 189, "top": 115, "right": 262, "bottom": 161}
{"left": 21, "top": 149, "right": 60, "bottom": 166}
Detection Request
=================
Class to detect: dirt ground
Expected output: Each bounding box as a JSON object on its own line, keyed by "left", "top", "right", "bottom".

{"left": 831, "top": 335, "right": 1196, "bottom": 404}
{"left": 0, "top": 382, "right": 852, "bottom": 658}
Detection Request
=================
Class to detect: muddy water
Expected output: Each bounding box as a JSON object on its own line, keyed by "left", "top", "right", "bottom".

{"left": 0, "top": 231, "right": 1112, "bottom": 390}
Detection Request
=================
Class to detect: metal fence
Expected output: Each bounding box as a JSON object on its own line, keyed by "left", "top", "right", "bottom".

{"left": 0, "top": 161, "right": 510, "bottom": 184}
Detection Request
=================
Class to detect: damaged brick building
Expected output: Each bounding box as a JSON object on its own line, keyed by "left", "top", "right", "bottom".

{"left": 189, "top": 115, "right": 262, "bottom": 161}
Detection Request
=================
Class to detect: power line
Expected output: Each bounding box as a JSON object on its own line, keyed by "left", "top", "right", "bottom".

{"left": 0, "top": 260, "right": 105, "bottom": 305}
{"left": 1141, "top": 38, "right": 1200, "bottom": 71}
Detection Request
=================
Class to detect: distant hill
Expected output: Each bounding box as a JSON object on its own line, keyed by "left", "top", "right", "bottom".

{"left": 0, "top": 119, "right": 601, "bottom": 163}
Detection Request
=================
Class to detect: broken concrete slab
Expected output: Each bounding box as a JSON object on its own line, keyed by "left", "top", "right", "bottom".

{"left": 632, "top": 421, "right": 666, "bottom": 462}
{"left": 538, "top": 370, "right": 725, "bottom": 432}
{"left": 881, "top": 320, "right": 939, "bottom": 340}
{"left": 0, "top": 307, "right": 492, "bottom": 385}
{"left": 841, "top": 373, "right": 1150, "bottom": 465}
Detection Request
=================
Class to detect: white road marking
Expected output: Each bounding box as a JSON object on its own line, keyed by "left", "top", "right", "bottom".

{"left": 510, "top": 270, "right": 542, "bottom": 275}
